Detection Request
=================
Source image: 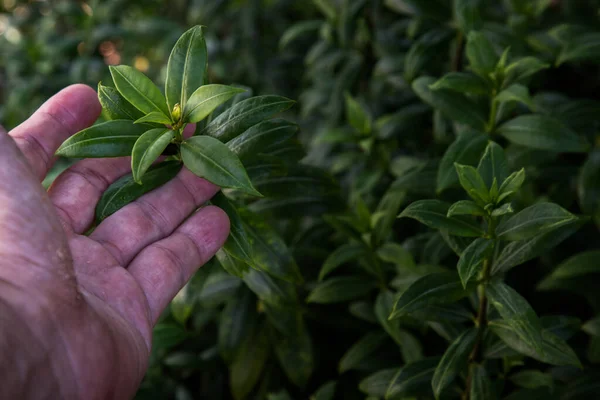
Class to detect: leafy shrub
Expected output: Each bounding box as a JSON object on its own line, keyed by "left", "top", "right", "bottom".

{"left": 3, "top": 0, "right": 600, "bottom": 399}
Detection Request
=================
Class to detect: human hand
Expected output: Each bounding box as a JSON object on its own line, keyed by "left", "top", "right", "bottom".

{"left": 0, "top": 85, "right": 230, "bottom": 399}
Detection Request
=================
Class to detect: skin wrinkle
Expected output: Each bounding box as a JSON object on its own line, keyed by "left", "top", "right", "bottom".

{"left": 48, "top": 157, "right": 132, "bottom": 234}
{"left": 12, "top": 135, "right": 51, "bottom": 178}
{"left": 133, "top": 197, "right": 174, "bottom": 239}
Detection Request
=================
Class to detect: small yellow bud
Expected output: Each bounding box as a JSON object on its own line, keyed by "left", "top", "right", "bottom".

{"left": 171, "top": 103, "right": 182, "bottom": 122}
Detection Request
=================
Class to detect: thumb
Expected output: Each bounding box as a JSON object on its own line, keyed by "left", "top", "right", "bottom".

{"left": 0, "top": 129, "right": 72, "bottom": 284}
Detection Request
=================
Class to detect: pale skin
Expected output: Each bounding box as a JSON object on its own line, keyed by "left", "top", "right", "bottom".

{"left": 0, "top": 85, "right": 231, "bottom": 399}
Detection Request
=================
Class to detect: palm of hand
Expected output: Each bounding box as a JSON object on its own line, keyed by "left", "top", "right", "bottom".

{"left": 0, "top": 85, "right": 229, "bottom": 400}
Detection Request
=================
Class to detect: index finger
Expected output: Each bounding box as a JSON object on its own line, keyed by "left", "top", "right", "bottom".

{"left": 9, "top": 84, "right": 101, "bottom": 180}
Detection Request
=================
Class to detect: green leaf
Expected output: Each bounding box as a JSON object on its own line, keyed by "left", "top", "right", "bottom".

{"left": 466, "top": 31, "right": 498, "bottom": 77}
{"left": 557, "top": 33, "right": 600, "bottom": 65}
{"left": 454, "top": 0, "right": 482, "bottom": 33}
{"left": 497, "top": 168, "right": 526, "bottom": 203}
{"left": 184, "top": 84, "right": 246, "bottom": 124}
{"left": 218, "top": 288, "right": 256, "bottom": 363}
{"left": 227, "top": 119, "right": 298, "bottom": 161}
{"left": 313, "top": 0, "right": 337, "bottom": 20}
{"left": 153, "top": 324, "right": 188, "bottom": 350}
{"left": 339, "top": 332, "right": 387, "bottom": 373}
{"left": 385, "top": 357, "right": 439, "bottom": 399}
{"left": 440, "top": 231, "right": 474, "bottom": 256}
{"left": 181, "top": 136, "right": 260, "bottom": 196}
{"left": 389, "top": 161, "right": 437, "bottom": 196}
{"left": 216, "top": 249, "right": 250, "bottom": 279}
{"left": 198, "top": 273, "right": 242, "bottom": 307}
{"left": 306, "top": 277, "right": 377, "bottom": 304}
{"left": 376, "top": 242, "right": 416, "bottom": 270}
{"left": 134, "top": 111, "right": 173, "bottom": 125}
{"left": 230, "top": 323, "right": 270, "bottom": 400}
{"left": 275, "top": 322, "right": 314, "bottom": 388}
{"left": 390, "top": 272, "right": 473, "bottom": 318}
{"left": 583, "top": 316, "right": 600, "bottom": 336}
{"left": 251, "top": 165, "right": 338, "bottom": 201}
{"left": 376, "top": 291, "right": 408, "bottom": 352}
{"left": 165, "top": 25, "right": 207, "bottom": 113}
{"left": 493, "top": 219, "right": 583, "bottom": 274}
{"left": 405, "top": 30, "right": 453, "bottom": 82}
{"left": 454, "top": 163, "right": 491, "bottom": 204}
{"left": 578, "top": 150, "right": 600, "bottom": 215}
{"left": 486, "top": 281, "right": 544, "bottom": 355}
{"left": 395, "top": 329, "right": 424, "bottom": 364}
{"left": 457, "top": 238, "right": 493, "bottom": 288}
{"left": 372, "top": 189, "right": 406, "bottom": 246}
{"left": 505, "top": 57, "right": 550, "bottom": 84}
{"left": 267, "top": 391, "right": 293, "bottom": 400}
{"left": 344, "top": 93, "right": 372, "bottom": 135}
{"left": 312, "top": 381, "right": 336, "bottom": 400}
{"left": 384, "top": 0, "right": 451, "bottom": 20}
{"left": 319, "top": 242, "right": 368, "bottom": 281}
{"left": 202, "top": 95, "right": 295, "bottom": 142}
{"left": 488, "top": 319, "right": 581, "bottom": 367}
{"left": 430, "top": 72, "right": 490, "bottom": 95}
{"left": 477, "top": 141, "right": 509, "bottom": 192}
{"left": 349, "top": 301, "right": 377, "bottom": 323}
{"left": 56, "top": 120, "right": 149, "bottom": 158}
{"left": 359, "top": 369, "right": 398, "bottom": 397}
{"left": 432, "top": 328, "right": 477, "bottom": 399}
{"left": 210, "top": 193, "right": 254, "bottom": 267}
{"left": 413, "top": 77, "right": 487, "bottom": 130}
{"left": 279, "top": 20, "right": 323, "bottom": 49}
{"left": 470, "top": 364, "right": 496, "bottom": 400}
{"left": 491, "top": 203, "right": 514, "bottom": 217}
{"left": 131, "top": 128, "right": 175, "bottom": 184}
{"left": 495, "top": 84, "right": 535, "bottom": 109}
{"left": 239, "top": 209, "right": 303, "bottom": 284}
{"left": 510, "top": 370, "right": 554, "bottom": 391}
{"left": 98, "top": 83, "right": 144, "bottom": 121}
{"left": 497, "top": 115, "right": 588, "bottom": 153}
{"left": 95, "top": 161, "right": 182, "bottom": 222}
{"left": 496, "top": 203, "right": 578, "bottom": 241}
{"left": 242, "top": 268, "right": 297, "bottom": 306}
{"left": 448, "top": 200, "right": 486, "bottom": 217}
{"left": 399, "top": 200, "right": 485, "bottom": 237}
{"left": 437, "top": 130, "right": 489, "bottom": 193}
{"left": 538, "top": 251, "right": 600, "bottom": 290}
{"left": 109, "top": 65, "right": 169, "bottom": 116}
{"left": 170, "top": 284, "right": 193, "bottom": 325}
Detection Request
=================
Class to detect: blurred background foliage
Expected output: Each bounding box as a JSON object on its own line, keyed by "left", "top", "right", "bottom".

{"left": 2, "top": 0, "right": 600, "bottom": 399}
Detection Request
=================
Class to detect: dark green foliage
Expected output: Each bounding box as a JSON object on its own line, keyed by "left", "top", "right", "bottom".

{"left": 3, "top": 0, "right": 600, "bottom": 399}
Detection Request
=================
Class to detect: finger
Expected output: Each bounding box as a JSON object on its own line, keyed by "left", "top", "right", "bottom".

{"left": 48, "top": 157, "right": 132, "bottom": 233}
{"left": 9, "top": 84, "right": 101, "bottom": 180}
{"left": 90, "top": 168, "right": 219, "bottom": 266}
{"left": 183, "top": 123, "right": 196, "bottom": 139}
{"left": 128, "top": 205, "right": 229, "bottom": 324}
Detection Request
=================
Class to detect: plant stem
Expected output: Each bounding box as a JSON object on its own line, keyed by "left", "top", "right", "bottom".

{"left": 486, "top": 93, "right": 498, "bottom": 133}
{"left": 452, "top": 31, "right": 465, "bottom": 72}
{"left": 463, "top": 219, "right": 496, "bottom": 400}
